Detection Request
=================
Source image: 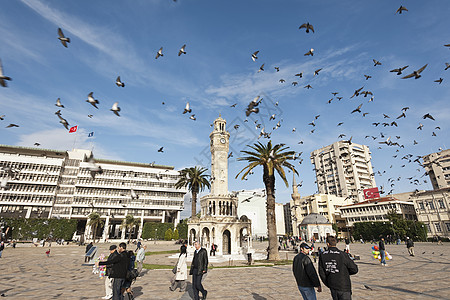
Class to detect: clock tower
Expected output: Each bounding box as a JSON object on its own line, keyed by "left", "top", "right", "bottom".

{"left": 210, "top": 116, "right": 230, "bottom": 196}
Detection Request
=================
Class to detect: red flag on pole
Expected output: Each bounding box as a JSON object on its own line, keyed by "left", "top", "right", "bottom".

{"left": 69, "top": 125, "right": 78, "bottom": 133}
{"left": 364, "top": 187, "right": 380, "bottom": 199}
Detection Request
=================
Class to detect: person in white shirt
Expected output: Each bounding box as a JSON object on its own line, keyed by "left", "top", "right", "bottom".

{"left": 135, "top": 245, "right": 147, "bottom": 275}
{"left": 170, "top": 246, "right": 188, "bottom": 292}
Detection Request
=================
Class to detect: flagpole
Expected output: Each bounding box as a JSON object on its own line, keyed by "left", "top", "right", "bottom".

{"left": 72, "top": 127, "right": 78, "bottom": 150}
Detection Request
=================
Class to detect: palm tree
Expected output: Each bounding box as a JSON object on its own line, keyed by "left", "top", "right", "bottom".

{"left": 88, "top": 212, "right": 104, "bottom": 243}
{"left": 175, "top": 166, "right": 211, "bottom": 219}
{"left": 121, "top": 214, "right": 138, "bottom": 242}
{"left": 236, "top": 141, "right": 297, "bottom": 260}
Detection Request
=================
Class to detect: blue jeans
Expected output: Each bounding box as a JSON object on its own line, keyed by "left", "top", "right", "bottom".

{"left": 380, "top": 250, "right": 386, "bottom": 264}
{"left": 298, "top": 286, "right": 317, "bottom": 300}
{"left": 112, "top": 278, "right": 125, "bottom": 300}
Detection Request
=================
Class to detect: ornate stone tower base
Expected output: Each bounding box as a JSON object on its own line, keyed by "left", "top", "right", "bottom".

{"left": 188, "top": 116, "right": 252, "bottom": 257}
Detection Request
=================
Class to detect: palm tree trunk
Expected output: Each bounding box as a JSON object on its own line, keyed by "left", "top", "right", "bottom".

{"left": 93, "top": 224, "right": 97, "bottom": 243}
{"left": 264, "top": 168, "right": 279, "bottom": 260}
{"left": 191, "top": 191, "right": 198, "bottom": 219}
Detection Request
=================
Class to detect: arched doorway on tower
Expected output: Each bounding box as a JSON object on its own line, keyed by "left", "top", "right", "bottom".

{"left": 222, "top": 229, "right": 231, "bottom": 254}
{"left": 201, "top": 227, "right": 210, "bottom": 249}
{"left": 189, "top": 228, "right": 196, "bottom": 246}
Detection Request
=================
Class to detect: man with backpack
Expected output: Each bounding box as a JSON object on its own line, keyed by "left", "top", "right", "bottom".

{"left": 406, "top": 237, "right": 414, "bottom": 256}
{"left": 293, "top": 242, "right": 322, "bottom": 300}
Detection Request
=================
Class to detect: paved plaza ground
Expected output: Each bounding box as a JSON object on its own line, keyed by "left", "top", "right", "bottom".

{"left": 0, "top": 241, "right": 449, "bottom": 299}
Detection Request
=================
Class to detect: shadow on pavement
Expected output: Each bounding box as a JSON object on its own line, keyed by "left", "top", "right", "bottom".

{"left": 252, "top": 292, "right": 268, "bottom": 300}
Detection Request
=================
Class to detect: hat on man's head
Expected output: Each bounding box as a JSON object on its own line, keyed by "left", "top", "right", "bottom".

{"left": 109, "top": 245, "right": 117, "bottom": 250}
{"left": 300, "top": 242, "right": 311, "bottom": 249}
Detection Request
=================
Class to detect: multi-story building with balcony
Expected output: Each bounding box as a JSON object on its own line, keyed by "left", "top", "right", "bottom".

{"left": 411, "top": 187, "right": 450, "bottom": 239}
{"left": 310, "top": 141, "right": 376, "bottom": 202}
{"left": 0, "top": 145, "right": 186, "bottom": 241}
{"left": 423, "top": 149, "right": 450, "bottom": 190}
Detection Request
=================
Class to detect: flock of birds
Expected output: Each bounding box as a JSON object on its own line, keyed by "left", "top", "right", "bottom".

{"left": 0, "top": 4, "right": 449, "bottom": 196}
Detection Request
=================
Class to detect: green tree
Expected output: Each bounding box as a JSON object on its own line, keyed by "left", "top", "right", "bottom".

{"left": 88, "top": 212, "right": 104, "bottom": 242}
{"left": 236, "top": 141, "right": 297, "bottom": 261}
{"left": 175, "top": 166, "right": 211, "bottom": 219}
{"left": 165, "top": 228, "right": 173, "bottom": 240}
{"left": 121, "top": 214, "right": 138, "bottom": 243}
{"left": 173, "top": 228, "right": 180, "bottom": 240}
{"left": 176, "top": 219, "right": 188, "bottom": 240}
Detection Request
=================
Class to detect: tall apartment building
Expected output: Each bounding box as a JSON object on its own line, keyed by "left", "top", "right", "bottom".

{"left": 310, "top": 141, "right": 376, "bottom": 203}
{"left": 423, "top": 149, "right": 450, "bottom": 190}
{"left": 0, "top": 145, "right": 186, "bottom": 241}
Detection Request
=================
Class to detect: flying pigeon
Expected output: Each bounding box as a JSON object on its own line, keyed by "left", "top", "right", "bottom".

{"left": 274, "top": 67, "right": 279, "bottom": 72}
{"left": 115, "top": 76, "right": 125, "bottom": 87}
{"left": 189, "top": 114, "right": 196, "bottom": 121}
{"left": 6, "top": 124, "right": 19, "bottom": 128}
{"left": 390, "top": 66, "right": 408, "bottom": 75}
{"left": 295, "top": 72, "right": 303, "bottom": 78}
{"left": 445, "top": 63, "right": 450, "bottom": 71}
{"left": 57, "top": 28, "right": 70, "bottom": 48}
{"left": 86, "top": 154, "right": 103, "bottom": 178}
{"left": 314, "top": 68, "right": 322, "bottom": 76}
{"left": 304, "top": 48, "right": 314, "bottom": 56}
{"left": 396, "top": 5, "right": 408, "bottom": 14}
{"left": 258, "top": 64, "right": 265, "bottom": 72}
{"left": 351, "top": 104, "right": 363, "bottom": 114}
{"left": 373, "top": 59, "right": 382, "bottom": 66}
{"left": 183, "top": 102, "right": 192, "bottom": 114}
{"left": 402, "top": 64, "right": 428, "bottom": 79}
{"left": 86, "top": 92, "right": 99, "bottom": 108}
{"left": 350, "top": 86, "right": 364, "bottom": 98}
{"left": 304, "top": 84, "right": 312, "bottom": 89}
{"left": 0, "top": 115, "right": 4, "bottom": 120}
{"left": 423, "top": 113, "right": 435, "bottom": 120}
{"left": 178, "top": 44, "right": 186, "bottom": 56}
{"left": 88, "top": 114, "right": 93, "bottom": 118}
{"left": 0, "top": 59, "right": 12, "bottom": 87}
{"left": 251, "top": 51, "right": 259, "bottom": 61}
{"left": 110, "top": 102, "right": 121, "bottom": 116}
{"left": 155, "top": 47, "right": 163, "bottom": 59}
{"left": 55, "top": 98, "right": 64, "bottom": 108}
{"left": 434, "top": 78, "right": 443, "bottom": 84}
{"left": 299, "top": 22, "right": 315, "bottom": 33}
{"left": 158, "top": 147, "right": 164, "bottom": 153}
{"left": 364, "top": 75, "right": 372, "bottom": 80}
{"left": 59, "top": 118, "right": 69, "bottom": 130}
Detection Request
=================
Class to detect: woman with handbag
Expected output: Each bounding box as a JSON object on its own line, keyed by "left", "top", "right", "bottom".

{"left": 170, "top": 246, "right": 188, "bottom": 292}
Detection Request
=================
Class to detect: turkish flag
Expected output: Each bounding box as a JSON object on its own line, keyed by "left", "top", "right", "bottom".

{"left": 364, "top": 187, "right": 380, "bottom": 199}
{"left": 69, "top": 125, "right": 78, "bottom": 133}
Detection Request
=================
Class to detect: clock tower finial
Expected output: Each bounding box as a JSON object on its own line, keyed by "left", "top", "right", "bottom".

{"left": 210, "top": 116, "right": 230, "bottom": 195}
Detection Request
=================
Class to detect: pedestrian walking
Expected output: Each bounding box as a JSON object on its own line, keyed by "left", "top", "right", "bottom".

{"left": 189, "top": 241, "right": 208, "bottom": 300}
{"left": 136, "top": 245, "right": 146, "bottom": 275}
{"left": 45, "top": 249, "right": 51, "bottom": 257}
{"left": 102, "top": 245, "right": 118, "bottom": 300}
{"left": 293, "top": 242, "right": 322, "bottom": 300}
{"left": 97, "top": 242, "right": 129, "bottom": 300}
{"left": 406, "top": 237, "right": 414, "bottom": 256}
{"left": 379, "top": 237, "right": 387, "bottom": 266}
{"left": 319, "top": 236, "right": 358, "bottom": 300}
{"left": 0, "top": 240, "right": 4, "bottom": 258}
{"left": 210, "top": 244, "right": 216, "bottom": 256}
{"left": 85, "top": 242, "right": 93, "bottom": 262}
{"left": 170, "top": 245, "right": 188, "bottom": 292}
{"left": 135, "top": 240, "right": 142, "bottom": 252}
{"left": 344, "top": 238, "right": 350, "bottom": 253}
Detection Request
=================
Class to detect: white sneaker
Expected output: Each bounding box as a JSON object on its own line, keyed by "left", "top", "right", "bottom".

{"left": 101, "top": 296, "right": 112, "bottom": 299}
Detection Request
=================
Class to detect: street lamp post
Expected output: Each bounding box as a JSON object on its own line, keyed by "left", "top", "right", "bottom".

{"left": 154, "top": 228, "right": 158, "bottom": 244}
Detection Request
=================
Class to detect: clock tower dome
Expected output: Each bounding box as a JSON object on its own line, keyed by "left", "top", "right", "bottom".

{"left": 210, "top": 116, "right": 230, "bottom": 196}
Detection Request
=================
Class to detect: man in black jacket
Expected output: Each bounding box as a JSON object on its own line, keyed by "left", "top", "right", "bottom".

{"left": 102, "top": 245, "right": 118, "bottom": 300}
{"left": 379, "top": 237, "right": 387, "bottom": 266}
{"left": 97, "top": 242, "right": 129, "bottom": 300}
{"left": 189, "top": 241, "right": 208, "bottom": 300}
{"left": 406, "top": 237, "right": 414, "bottom": 256}
{"left": 319, "top": 236, "right": 358, "bottom": 300}
{"left": 293, "top": 243, "right": 322, "bottom": 300}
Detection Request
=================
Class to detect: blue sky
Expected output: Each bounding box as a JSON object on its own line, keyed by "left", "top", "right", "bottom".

{"left": 1, "top": 0, "right": 449, "bottom": 217}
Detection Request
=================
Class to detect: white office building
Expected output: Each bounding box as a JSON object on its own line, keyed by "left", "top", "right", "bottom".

{"left": 310, "top": 141, "right": 376, "bottom": 202}
{"left": 0, "top": 145, "right": 186, "bottom": 241}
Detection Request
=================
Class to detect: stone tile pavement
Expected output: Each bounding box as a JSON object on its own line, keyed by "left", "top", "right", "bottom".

{"left": 0, "top": 241, "right": 449, "bottom": 299}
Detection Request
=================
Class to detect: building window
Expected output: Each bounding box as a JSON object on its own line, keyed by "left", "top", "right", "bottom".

{"left": 428, "top": 202, "right": 435, "bottom": 210}
{"left": 438, "top": 199, "right": 445, "bottom": 209}
{"left": 426, "top": 224, "right": 431, "bottom": 233}
{"left": 446, "top": 223, "right": 450, "bottom": 232}
{"left": 435, "top": 223, "right": 442, "bottom": 232}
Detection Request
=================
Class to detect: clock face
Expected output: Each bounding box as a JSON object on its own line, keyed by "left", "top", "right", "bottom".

{"left": 220, "top": 138, "right": 226, "bottom": 144}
